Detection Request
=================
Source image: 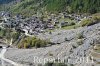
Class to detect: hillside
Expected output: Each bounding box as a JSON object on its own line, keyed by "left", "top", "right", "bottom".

{"left": 0, "top": 0, "right": 21, "bottom": 11}
{"left": 0, "top": 23, "right": 100, "bottom": 66}
{"left": 0, "top": 0, "right": 100, "bottom": 16}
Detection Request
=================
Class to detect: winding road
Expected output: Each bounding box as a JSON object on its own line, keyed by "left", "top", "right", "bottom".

{"left": 0, "top": 46, "right": 23, "bottom": 66}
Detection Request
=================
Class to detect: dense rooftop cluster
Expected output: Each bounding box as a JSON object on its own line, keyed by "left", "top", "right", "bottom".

{"left": 0, "top": 11, "right": 93, "bottom": 36}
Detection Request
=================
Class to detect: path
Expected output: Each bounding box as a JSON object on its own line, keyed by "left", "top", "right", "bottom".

{"left": 0, "top": 47, "right": 23, "bottom": 66}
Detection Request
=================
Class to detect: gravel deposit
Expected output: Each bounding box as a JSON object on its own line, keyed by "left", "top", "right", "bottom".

{"left": 0, "top": 23, "right": 100, "bottom": 66}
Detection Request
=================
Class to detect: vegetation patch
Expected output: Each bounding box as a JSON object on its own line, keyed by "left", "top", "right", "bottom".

{"left": 62, "top": 24, "right": 80, "bottom": 30}
{"left": 44, "top": 62, "right": 68, "bottom": 66}
{"left": 18, "top": 36, "right": 50, "bottom": 49}
{"left": 94, "top": 45, "right": 100, "bottom": 53}
{"left": 0, "top": 28, "right": 21, "bottom": 44}
{"left": 77, "top": 39, "right": 84, "bottom": 45}
{"left": 80, "top": 14, "right": 100, "bottom": 27}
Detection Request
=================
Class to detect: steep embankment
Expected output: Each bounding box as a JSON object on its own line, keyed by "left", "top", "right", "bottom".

{"left": 1, "top": 23, "right": 99, "bottom": 66}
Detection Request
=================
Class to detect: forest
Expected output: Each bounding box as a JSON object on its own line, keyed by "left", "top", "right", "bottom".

{"left": 0, "top": 0, "right": 100, "bottom": 16}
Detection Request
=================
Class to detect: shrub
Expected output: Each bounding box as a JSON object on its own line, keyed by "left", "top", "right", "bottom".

{"left": 70, "top": 22, "right": 75, "bottom": 25}
{"left": 72, "top": 45, "right": 77, "bottom": 49}
{"left": 48, "top": 52, "right": 53, "bottom": 56}
{"left": 54, "top": 63, "right": 68, "bottom": 66}
{"left": 77, "top": 39, "right": 83, "bottom": 45}
{"left": 18, "top": 37, "right": 49, "bottom": 49}
{"left": 44, "top": 62, "right": 68, "bottom": 66}
{"left": 11, "top": 32, "right": 21, "bottom": 43}
{"left": 80, "top": 14, "right": 100, "bottom": 27}
{"left": 80, "top": 18, "right": 93, "bottom": 27}
{"left": 77, "top": 33, "right": 84, "bottom": 39}
{"left": 92, "top": 14, "right": 100, "bottom": 24}
{"left": 0, "top": 28, "right": 6, "bottom": 37}
{"left": 44, "top": 62, "right": 53, "bottom": 66}
{"left": 70, "top": 64, "right": 74, "bottom": 66}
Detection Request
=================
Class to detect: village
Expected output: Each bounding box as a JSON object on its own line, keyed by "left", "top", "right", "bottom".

{"left": 0, "top": 11, "right": 99, "bottom": 66}
{"left": 0, "top": 0, "right": 100, "bottom": 66}
{"left": 0, "top": 11, "right": 91, "bottom": 36}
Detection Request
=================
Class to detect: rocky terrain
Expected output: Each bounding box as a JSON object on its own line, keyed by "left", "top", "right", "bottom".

{"left": 0, "top": 0, "right": 100, "bottom": 66}
{"left": 0, "top": 23, "right": 99, "bottom": 66}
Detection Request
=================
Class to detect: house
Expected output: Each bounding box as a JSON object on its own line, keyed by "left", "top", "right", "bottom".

{"left": 59, "top": 21, "right": 68, "bottom": 28}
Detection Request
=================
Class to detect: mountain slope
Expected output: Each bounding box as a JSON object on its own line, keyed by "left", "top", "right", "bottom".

{"left": 4, "top": 23, "right": 100, "bottom": 66}
{"left": 0, "top": 0, "right": 21, "bottom": 11}
{"left": 0, "top": 0, "right": 100, "bottom": 16}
